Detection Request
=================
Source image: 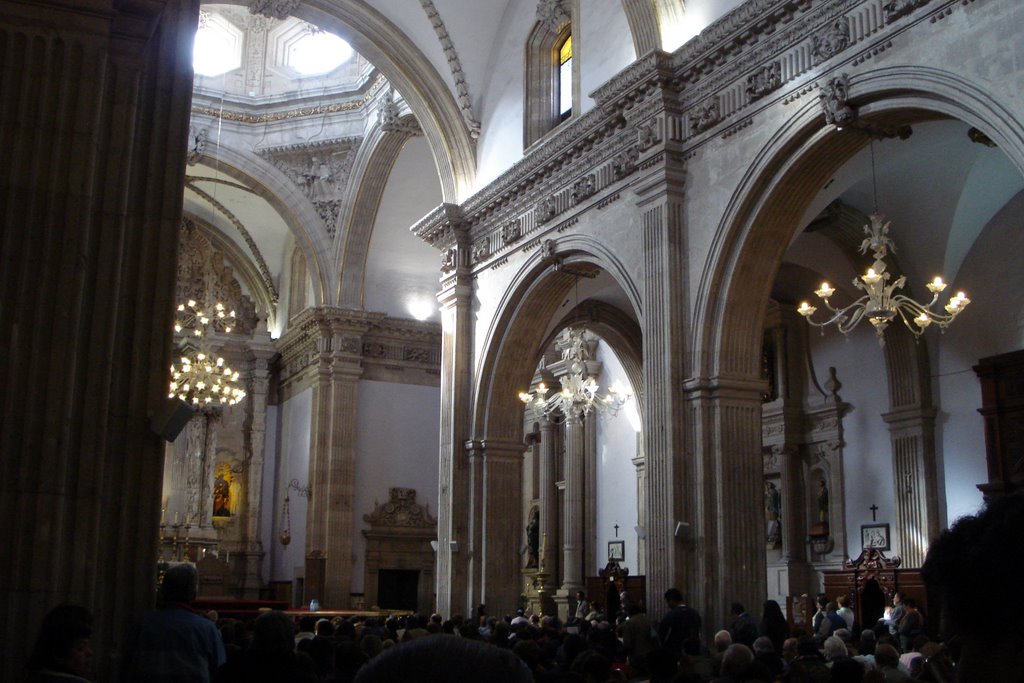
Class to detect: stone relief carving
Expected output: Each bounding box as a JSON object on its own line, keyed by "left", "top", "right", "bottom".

{"left": 243, "top": 12, "right": 271, "bottom": 95}
{"left": 186, "top": 125, "right": 208, "bottom": 166}
{"left": 819, "top": 73, "right": 855, "bottom": 128}
{"left": 363, "top": 487, "right": 437, "bottom": 528}
{"left": 883, "top": 0, "right": 931, "bottom": 22}
{"left": 536, "top": 196, "right": 558, "bottom": 224}
{"left": 536, "top": 0, "right": 571, "bottom": 33}
{"left": 636, "top": 123, "right": 659, "bottom": 151}
{"left": 811, "top": 18, "right": 851, "bottom": 64}
{"left": 378, "top": 89, "right": 422, "bottom": 136}
{"left": 259, "top": 140, "right": 360, "bottom": 239}
{"left": 418, "top": 1, "right": 480, "bottom": 138}
{"left": 571, "top": 174, "right": 596, "bottom": 205}
{"left": 472, "top": 240, "right": 490, "bottom": 263}
{"left": 247, "top": 0, "right": 300, "bottom": 20}
{"left": 691, "top": 97, "right": 722, "bottom": 134}
{"left": 746, "top": 62, "right": 782, "bottom": 101}
{"left": 440, "top": 247, "right": 457, "bottom": 273}
{"left": 500, "top": 219, "right": 522, "bottom": 245}
{"left": 611, "top": 146, "right": 639, "bottom": 178}
{"left": 540, "top": 239, "right": 557, "bottom": 262}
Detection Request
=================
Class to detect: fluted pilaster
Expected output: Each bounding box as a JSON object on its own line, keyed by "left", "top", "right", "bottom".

{"left": 539, "top": 417, "right": 559, "bottom": 581}
{"left": 0, "top": 0, "right": 199, "bottom": 677}
{"left": 883, "top": 406, "right": 939, "bottom": 567}
{"left": 481, "top": 438, "right": 527, "bottom": 615}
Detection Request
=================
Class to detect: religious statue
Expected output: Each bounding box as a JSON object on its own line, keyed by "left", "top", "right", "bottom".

{"left": 765, "top": 481, "right": 782, "bottom": 547}
{"left": 526, "top": 510, "right": 540, "bottom": 568}
{"left": 306, "top": 156, "right": 334, "bottom": 202}
{"left": 817, "top": 478, "right": 830, "bottom": 524}
{"left": 213, "top": 473, "right": 231, "bottom": 517}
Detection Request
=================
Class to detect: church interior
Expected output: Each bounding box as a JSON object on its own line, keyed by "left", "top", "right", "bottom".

{"left": 3, "top": 0, "right": 1023, "bottom": 677}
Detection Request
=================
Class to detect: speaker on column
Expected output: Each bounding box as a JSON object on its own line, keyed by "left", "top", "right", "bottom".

{"left": 151, "top": 398, "right": 196, "bottom": 442}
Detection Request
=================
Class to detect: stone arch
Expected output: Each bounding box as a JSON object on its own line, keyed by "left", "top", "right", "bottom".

{"left": 701, "top": 66, "right": 1024, "bottom": 570}
{"left": 472, "top": 243, "right": 644, "bottom": 443}
{"left": 335, "top": 115, "right": 423, "bottom": 307}
{"left": 189, "top": 145, "right": 332, "bottom": 308}
{"left": 619, "top": 0, "right": 661, "bottom": 56}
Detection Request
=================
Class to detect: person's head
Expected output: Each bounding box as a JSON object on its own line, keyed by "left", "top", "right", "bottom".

{"left": 730, "top": 602, "right": 745, "bottom": 616}
{"left": 713, "top": 629, "right": 732, "bottom": 651}
{"left": 837, "top": 594, "right": 849, "bottom": 608}
{"left": 922, "top": 495, "right": 1024, "bottom": 682}
{"left": 252, "top": 610, "right": 296, "bottom": 655}
{"left": 874, "top": 643, "right": 900, "bottom": 668}
{"left": 829, "top": 657, "right": 865, "bottom": 683}
{"left": 892, "top": 591, "right": 903, "bottom": 606}
{"left": 796, "top": 635, "right": 819, "bottom": 658}
{"left": 825, "top": 601, "right": 838, "bottom": 614}
{"left": 902, "top": 597, "right": 918, "bottom": 611}
{"left": 858, "top": 629, "right": 876, "bottom": 656}
{"left": 160, "top": 563, "right": 198, "bottom": 604}
{"left": 315, "top": 618, "right": 334, "bottom": 637}
{"left": 664, "top": 588, "right": 683, "bottom": 605}
{"left": 27, "top": 604, "right": 93, "bottom": 677}
{"left": 575, "top": 590, "right": 586, "bottom": 601}
{"left": 298, "top": 615, "right": 317, "bottom": 633}
{"left": 762, "top": 599, "right": 784, "bottom": 621}
{"left": 823, "top": 636, "right": 847, "bottom": 661}
{"left": 752, "top": 636, "right": 774, "bottom": 656}
{"left": 781, "top": 637, "right": 798, "bottom": 662}
{"left": 834, "top": 628, "right": 852, "bottom": 643}
{"left": 720, "top": 643, "right": 754, "bottom": 676}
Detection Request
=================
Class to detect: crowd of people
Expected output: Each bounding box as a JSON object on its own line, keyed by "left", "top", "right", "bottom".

{"left": 26, "top": 493, "right": 1024, "bottom": 682}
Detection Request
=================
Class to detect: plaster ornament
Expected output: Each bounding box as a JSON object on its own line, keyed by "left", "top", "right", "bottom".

{"left": 611, "top": 147, "right": 639, "bottom": 178}
{"left": 364, "top": 488, "right": 437, "bottom": 528}
{"left": 472, "top": 240, "right": 490, "bottom": 263}
{"left": 537, "top": 196, "right": 558, "bottom": 224}
{"left": 186, "top": 125, "right": 208, "bottom": 166}
{"left": 501, "top": 219, "right": 522, "bottom": 245}
{"left": 536, "top": 0, "right": 570, "bottom": 33}
{"left": 636, "top": 123, "right": 659, "bottom": 151}
{"left": 691, "top": 97, "right": 722, "bottom": 134}
{"left": 440, "top": 247, "right": 457, "bottom": 273}
{"left": 883, "top": 0, "right": 931, "bottom": 22}
{"left": 571, "top": 174, "right": 596, "bottom": 205}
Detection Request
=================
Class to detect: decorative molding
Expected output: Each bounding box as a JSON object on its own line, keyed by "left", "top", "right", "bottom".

{"left": 811, "top": 18, "right": 851, "bottom": 64}
{"left": 363, "top": 487, "right": 438, "bottom": 528}
{"left": 883, "top": 0, "right": 932, "bottom": 23}
{"left": 378, "top": 89, "right": 423, "bottom": 136}
{"left": 500, "top": 219, "right": 523, "bottom": 245}
{"left": 691, "top": 97, "right": 722, "bottom": 134}
{"left": 746, "top": 62, "right": 782, "bottom": 102}
{"left": 571, "top": 174, "right": 596, "bottom": 205}
{"left": 536, "top": 0, "right": 571, "bottom": 33}
{"left": 819, "top": 73, "right": 855, "bottom": 127}
{"left": 418, "top": 0, "right": 481, "bottom": 138}
{"left": 247, "top": 0, "right": 300, "bottom": 21}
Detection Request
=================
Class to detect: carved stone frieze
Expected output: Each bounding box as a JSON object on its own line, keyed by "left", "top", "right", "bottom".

{"left": 691, "top": 97, "right": 722, "bottom": 134}
{"left": 186, "top": 125, "right": 207, "bottom": 165}
{"left": 379, "top": 90, "right": 423, "bottom": 136}
{"left": 811, "top": 18, "right": 851, "bottom": 64}
{"left": 472, "top": 240, "right": 490, "bottom": 263}
{"left": 247, "top": 0, "right": 300, "bottom": 20}
{"left": 364, "top": 488, "right": 437, "bottom": 528}
{"left": 819, "top": 73, "right": 855, "bottom": 128}
{"left": 440, "top": 247, "right": 457, "bottom": 273}
{"left": 883, "top": 0, "right": 931, "bottom": 22}
{"left": 571, "top": 174, "right": 596, "bottom": 205}
{"left": 500, "top": 219, "right": 522, "bottom": 245}
{"left": 745, "top": 62, "right": 782, "bottom": 102}
{"left": 259, "top": 138, "right": 361, "bottom": 239}
{"left": 636, "top": 122, "right": 660, "bottom": 151}
{"left": 612, "top": 146, "right": 640, "bottom": 178}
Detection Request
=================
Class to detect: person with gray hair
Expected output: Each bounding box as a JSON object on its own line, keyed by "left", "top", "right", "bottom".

{"left": 823, "top": 635, "right": 848, "bottom": 664}
{"left": 752, "top": 636, "right": 784, "bottom": 679}
{"left": 121, "top": 564, "right": 225, "bottom": 682}
{"left": 354, "top": 634, "right": 532, "bottom": 683}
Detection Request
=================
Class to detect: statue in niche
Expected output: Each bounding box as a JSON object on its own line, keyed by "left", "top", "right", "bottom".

{"left": 306, "top": 155, "right": 334, "bottom": 202}
{"left": 765, "top": 481, "right": 782, "bottom": 547}
{"left": 213, "top": 473, "right": 231, "bottom": 517}
{"left": 817, "top": 478, "right": 830, "bottom": 524}
{"left": 526, "top": 509, "right": 539, "bottom": 568}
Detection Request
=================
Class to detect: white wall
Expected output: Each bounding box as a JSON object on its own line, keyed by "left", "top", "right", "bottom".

{"left": 364, "top": 136, "right": 443, "bottom": 321}
{"left": 578, "top": 0, "right": 635, "bottom": 106}
{"left": 594, "top": 341, "right": 641, "bottom": 575}
{"left": 352, "top": 379, "right": 441, "bottom": 594}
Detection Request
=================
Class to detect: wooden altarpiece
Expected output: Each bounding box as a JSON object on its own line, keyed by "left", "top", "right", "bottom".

{"left": 585, "top": 561, "right": 645, "bottom": 618}
{"left": 822, "top": 547, "right": 932, "bottom": 635}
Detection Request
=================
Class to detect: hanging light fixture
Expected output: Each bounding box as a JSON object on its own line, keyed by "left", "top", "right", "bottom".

{"left": 169, "top": 299, "right": 246, "bottom": 409}
{"left": 797, "top": 143, "right": 971, "bottom": 345}
{"left": 518, "top": 327, "right": 631, "bottom": 418}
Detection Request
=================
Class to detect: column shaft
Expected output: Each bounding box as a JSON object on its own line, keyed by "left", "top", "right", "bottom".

{"left": 539, "top": 417, "right": 559, "bottom": 579}
{"left": 562, "top": 413, "right": 585, "bottom": 592}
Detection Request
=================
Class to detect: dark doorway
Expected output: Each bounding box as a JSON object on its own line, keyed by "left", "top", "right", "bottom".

{"left": 860, "top": 579, "right": 886, "bottom": 630}
{"left": 377, "top": 570, "right": 419, "bottom": 611}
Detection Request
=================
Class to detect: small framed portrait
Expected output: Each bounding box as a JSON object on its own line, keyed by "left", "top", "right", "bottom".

{"left": 861, "top": 523, "right": 890, "bottom": 551}
{"left": 608, "top": 540, "right": 625, "bottom": 562}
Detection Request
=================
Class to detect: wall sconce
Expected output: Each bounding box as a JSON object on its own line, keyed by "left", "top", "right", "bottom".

{"left": 429, "top": 540, "right": 438, "bottom": 552}
{"left": 634, "top": 525, "right": 647, "bottom": 540}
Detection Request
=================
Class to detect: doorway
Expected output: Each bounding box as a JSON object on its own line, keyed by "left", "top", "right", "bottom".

{"left": 377, "top": 569, "right": 420, "bottom": 611}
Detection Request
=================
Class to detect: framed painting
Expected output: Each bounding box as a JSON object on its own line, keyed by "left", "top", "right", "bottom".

{"left": 608, "top": 540, "right": 625, "bottom": 562}
{"left": 861, "top": 523, "right": 890, "bottom": 551}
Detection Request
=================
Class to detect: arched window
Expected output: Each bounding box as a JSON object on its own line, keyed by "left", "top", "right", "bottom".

{"left": 524, "top": 2, "right": 576, "bottom": 148}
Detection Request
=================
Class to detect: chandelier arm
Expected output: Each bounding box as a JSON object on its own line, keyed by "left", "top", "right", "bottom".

{"left": 889, "top": 294, "right": 957, "bottom": 326}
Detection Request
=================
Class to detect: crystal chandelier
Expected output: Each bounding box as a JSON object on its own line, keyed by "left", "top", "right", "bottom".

{"left": 169, "top": 299, "right": 246, "bottom": 409}
{"left": 797, "top": 145, "right": 971, "bottom": 345}
{"left": 518, "top": 327, "right": 631, "bottom": 418}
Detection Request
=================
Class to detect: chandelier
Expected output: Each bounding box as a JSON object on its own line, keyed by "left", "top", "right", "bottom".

{"left": 797, "top": 145, "right": 971, "bottom": 345}
{"left": 169, "top": 299, "right": 246, "bottom": 409}
{"left": 518, "top": 327, "right": 631, "bottom": 418}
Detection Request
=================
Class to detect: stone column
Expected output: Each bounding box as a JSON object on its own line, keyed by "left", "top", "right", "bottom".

{"left": 539, "top": 416, "right": 559, "bottom": 581}
{"left": 0, "top": 0, "right": 199, "bottom": 677}
{"left": 585, "top": 411, "right": 598, "bottom": 575}
{"left": 633, "top": 442, "right": 647, "bottom": 575}
{"left": 561, "top": 411, "right": 585, "bottom": 594}
{"left": 434, "top": 214, "right": 474, "bottom": 618}
{"left": 239, "top": 334, "right": 275, "bottom": 597}
{"left": 481, "top": 438, "right": 527, "bottom": 615}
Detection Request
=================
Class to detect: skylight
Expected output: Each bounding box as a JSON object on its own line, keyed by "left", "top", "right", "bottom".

{"left": 285, "top": 28, "right": 353, "bottom": 76}
{"left": 193, "top": 11, "right": 242, "bottom": 78}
